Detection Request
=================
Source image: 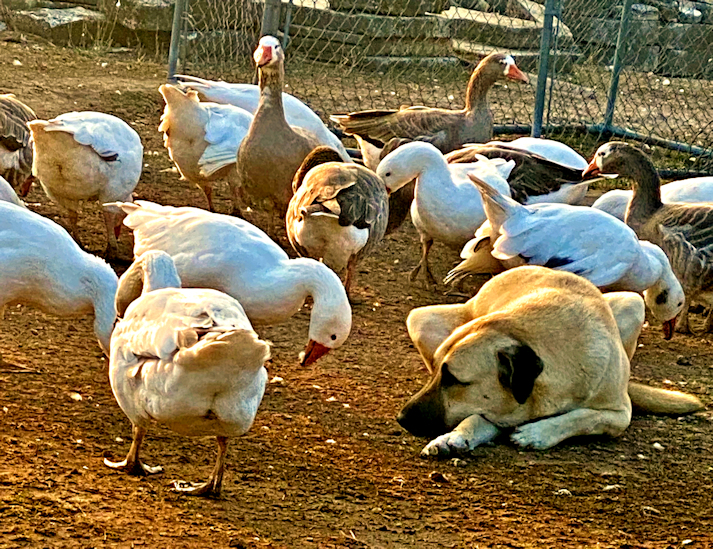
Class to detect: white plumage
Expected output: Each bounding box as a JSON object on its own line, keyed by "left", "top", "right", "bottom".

{"left": 0, "top": 175, "right": 24, "bottom": 208}
{"left": 105, "top": 250, "right": 269, "bottom": 496}
{"left": 116, "top": 200, "right": 351, "bottom": 365}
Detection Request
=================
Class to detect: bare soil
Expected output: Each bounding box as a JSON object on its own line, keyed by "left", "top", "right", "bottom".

{"left": 1, "top": 35, "right": 712, "bottom": 549}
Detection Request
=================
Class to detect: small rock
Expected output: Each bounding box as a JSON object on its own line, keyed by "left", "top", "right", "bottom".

{"left": 68, "top": 392, "right": 83, "bottom": 401}
{"left": 678, "top": 1, "right": 702, "bottom": 23}
{"left": 13, "top": 59, "right": 23, "bottom": 66}
{"left": 269, "top": 376, "right": 284, "bottom": 384}
{"left": 653, "top": 442, "right": 665, "bottom": 451}
{"left": 325, "top": 439, "right": 336, "bottom": 444}
{"left": 554, "top": 488, "right": 572, "bottom": 496}
{"left": 429, "top": 471, "right": 449, "bottom": 483}
{"left": 451, "top": 458, "right": 467, "bottom": 467}
{"left": 326, "top": 396, "right": 337, "bottom": 402}
{"left": 603, "top": 484, "right": 623, "bottom": 491}
{"left": 637, "top": 453, "right": 647, "bottom": 460}
{"left": 642, "top": 505, "right": 661, "bottom": 515}
{"left": 677, "top": 355, "right": 692, "bottom": 366}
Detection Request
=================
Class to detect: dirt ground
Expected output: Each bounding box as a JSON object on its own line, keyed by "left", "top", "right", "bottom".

{"left": 1, "top": 35, "right": 713, "bottom": 549}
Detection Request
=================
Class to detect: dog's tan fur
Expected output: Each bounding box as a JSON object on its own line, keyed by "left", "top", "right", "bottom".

{"left": 399, "top": 266, "right": 703, "bottom": 456}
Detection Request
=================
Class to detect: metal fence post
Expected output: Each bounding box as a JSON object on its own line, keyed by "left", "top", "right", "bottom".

{"left": 167, "top": 0, "right": 188, "bottom": 82}
{"left": 531, "top": 0, "right": 557, "bottom": 138}
{"left": 603, "top": 0, "right": 634, "bottom": 132}
{"left": 261, "top": 0, "right": 283, "bottom": 37}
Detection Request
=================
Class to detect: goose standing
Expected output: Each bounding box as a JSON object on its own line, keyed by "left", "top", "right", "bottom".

{"left": 117, "top": 201, "right": 351, "bottom": 364}
{"left": 331, "top": 53, "right": 529, "bottom": 154}
{"left": 584, "top": 142, "right": 713, "bottom": 333}
{"left": 235, "top": 36, "right": 324, "bottom": 229}
{"left": 0, "top": 94, "right": 36, "bottom": 195}
{"left": 27, "top": 111, "right": 143, "bottom": 260}
{"left": 593, "top": 177, "right": 713, "bottom": 221}
{"left": 174, "top": 74, "right": 351, "bottom": 162}
{"left": 105, "top": 251, "right": 270, "bottom": 497}
{"left": 376, "top": 142, "right": 514, "bottom": 285}
{"left": 287, "top": 147, "right": 389, "bottom": 296}
{"left": 0, "top": 202, "right": 117, "bottom": 362}
{"left": 158, "top": 84, "right": 253, "bottom": 213}
{"left": 446, "top": 175, "right": 685, "bottom": 338}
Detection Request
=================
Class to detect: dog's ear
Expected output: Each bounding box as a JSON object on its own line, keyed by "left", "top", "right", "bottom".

{"left": 496, "top": 344, "right": 544, "bottom": 405}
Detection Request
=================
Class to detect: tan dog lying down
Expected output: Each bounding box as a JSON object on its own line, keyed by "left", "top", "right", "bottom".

{"left": 398, "top": 266, "right": 703, "bottom": 456}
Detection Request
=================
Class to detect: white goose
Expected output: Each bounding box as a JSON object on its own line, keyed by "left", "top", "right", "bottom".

{"left": 446, "top": 176, "right": 685, "bottom": 337}
{"left": 376, "top": 142, "right": 514, "bottom": 285}
{"left": 117, "top": 201, "right": 351, "bottom": 365}
{"left": 0, "top": 202, "right": 118, "bottom": 360}
{"left": 28, "top": 111, "right": 143, "bottom": 260}
{"left": 158, "top": 84, "right": 253, "bottom": 213}
{"left": 0, "top": 175, "right": 24, "bottom": 208}
{"left": 593, "top": 177, "right": 713, "bottom": 221}
{"left": 104, "top": 250, "right": 269, "bottom": 497}
{"left": 174, "top": 74, "right": 351, "bottom": 162}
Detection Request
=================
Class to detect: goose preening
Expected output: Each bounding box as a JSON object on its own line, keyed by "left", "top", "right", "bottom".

{"left": 445, "top": 140, "right": 602, "bottom": 206}
{"left": 376, "top": 141, "right": 514, "bottom": 285}
{"left": 330, "top": 53, "right": 529, "bottom": 154}
{"left": 104, "top": 250, "right": 270, "bottom": 497}
{"left": 286, "top": 147, "right": 389, "bottom": 296}
{"left": 584, "top": 142, "right": 713, "bottom": 333}
{"left": 0, "top": 93, "right": 36, "bottom": 196}
{"left": 174, "top": 74, "right": 351, "bottom": 162}
{"left": 117, "top": 200, "right": 352, "bottom": 365}
{"left": 0, "top": 175, "right": 25, "bottom": 208}
{"left": 158, "top": 84, "right": 253, "bottom": 213}
{"left": 446, "top": 175, "right": 685, "bottom": 338}
{"left": 593, "top": 177, "right": 713, "bottom": 221}
{"left": 27, "top": 111, "right": 143, "bottom": 260}
{"left": 0, "top": 202, "right": 118, "bottom": 361}
{"left": 235, "top": 36, "right": 333, "bottom": 230}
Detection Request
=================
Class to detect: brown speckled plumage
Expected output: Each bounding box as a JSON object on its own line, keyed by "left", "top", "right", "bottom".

{"left": 0, "top": 94, "right": 36, "bottom": 191}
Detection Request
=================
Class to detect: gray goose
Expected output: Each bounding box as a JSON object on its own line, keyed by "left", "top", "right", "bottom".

{"left": 235, "top": 35, "right": 322, "bottom": 233}
{"left": 584, "top": 141, "right": 713, "bottom": 334}
{"left": 0, "top": 94, "right": 36, "bottom": 196}
{"left": 330, "top": 53, "right": 529, "bottom": 155}
{"left": 286, "top": 146, "right": 389, "bottom": 296}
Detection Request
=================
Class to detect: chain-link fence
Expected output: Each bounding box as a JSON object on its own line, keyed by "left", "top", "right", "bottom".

{"left": 171, "top": 0, "right": 713, "bottom": 176}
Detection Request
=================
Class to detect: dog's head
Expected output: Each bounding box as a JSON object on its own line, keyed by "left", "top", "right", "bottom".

{"left": 397, "top": 320, "right": 544, "bottom": 438}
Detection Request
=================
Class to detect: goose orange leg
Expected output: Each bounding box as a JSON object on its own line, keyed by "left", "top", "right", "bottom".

{"left": 172, "top": 436, "right": 228, "bottom": 498}
{"left": 104, "top": 424, "right": 163, "bottom": 476}
{"left": 410, "top": 235, "right": 436, "bottom": 287}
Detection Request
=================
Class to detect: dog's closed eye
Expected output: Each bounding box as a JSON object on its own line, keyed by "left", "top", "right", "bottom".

{"left": 441, "top": 363, "right": 468, "bottom": 387}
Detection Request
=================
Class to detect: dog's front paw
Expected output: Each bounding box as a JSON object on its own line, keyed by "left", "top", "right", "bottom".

{"left": 420, "top": 431, "right": 469, "bottom": 458}
{"left": 510, "top": 423, "right": 555, "bottom": 450}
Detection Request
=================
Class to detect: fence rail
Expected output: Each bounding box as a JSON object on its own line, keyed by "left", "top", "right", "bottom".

{"left": 168, "top": 0, "right": 713, "bottom": 176}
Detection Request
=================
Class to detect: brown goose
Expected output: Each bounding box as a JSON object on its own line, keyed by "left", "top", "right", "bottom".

{"left": 236, "top": 35, "right": 322, "bottom": 231}
{"left": 330, "top": 53, "right": 528, "bottom": 155}
{"left": 287, "top": 146, "right": 389, "bottom": 296}
{"left": 584, "top": 141, "right": 713, "bottom": 334}
{"left": 446, "top": 142, "right": 600, "bottom": 205}
{"left": 0, "top": 94, "right": 36, "bottom": 196}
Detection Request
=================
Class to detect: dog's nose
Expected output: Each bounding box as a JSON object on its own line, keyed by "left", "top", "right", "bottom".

{"left": 396, "top": 391, "right": 447, "bottom": 438}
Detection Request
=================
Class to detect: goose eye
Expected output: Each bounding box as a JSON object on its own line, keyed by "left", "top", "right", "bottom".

{"left": 384, "top": 171, "right": 391, "bottom": 177}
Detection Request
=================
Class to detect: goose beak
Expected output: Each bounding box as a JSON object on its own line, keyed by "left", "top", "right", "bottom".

{"left": 299, "top": 339, "right": 331, "bottom": 366}
{"left": 505, "top": 63, "right": 529, "bottom": 83}
{"left": 662, "top": 317, "right": 677, "bottom": 340}
{"left": 254, "top": 45, "right": 272, "bottom": 67}
{"left": 582, "top": 158, "right": 601, "bottom": 178}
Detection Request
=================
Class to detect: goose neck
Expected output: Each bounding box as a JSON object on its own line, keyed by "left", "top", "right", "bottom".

{"left": 255, "top": 65, "right": 288, "bottom": 126}
{"left": 465, "top": 67, "right": 498, "bottom": 111}
{"left": 86, "top": 259, "right": 119, "bottom": 355}
{"left": 624, "top": 158, "right": 663, "bottom": 226}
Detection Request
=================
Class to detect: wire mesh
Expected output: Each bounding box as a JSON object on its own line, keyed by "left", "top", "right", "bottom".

{"left": 175, "top": 0, "right": 713, "bottom": 176}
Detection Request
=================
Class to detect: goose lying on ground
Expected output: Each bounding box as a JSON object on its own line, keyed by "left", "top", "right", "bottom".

{"left": 287, "top": 147, "right": 388, "bottom": 296}
{"left": 584, "top": 142, "right": 713, "bottom": 334}
{"left": 105, "top": 250, "right": 269, "bottom": 497}
{"left": 158, "top": 84, "right": 253, "bottom": 213}
{"left": 446, "top": 175, "right": 685, "bottom": 338}
{"left": 593, "top": 177, "right": 713, "bottom": 221}
{"left": 28, "top": 111, "right": 143, "bottom": 260}
{"left": 376, "top": 142, "right": 514, "bottom": 285}
{"left": 0, "top": 202, "right": 117, "bottom": 363}
{"left": 117, "top": 200, "right": 351, "bottom": 365}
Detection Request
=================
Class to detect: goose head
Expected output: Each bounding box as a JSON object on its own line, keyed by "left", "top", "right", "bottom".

{"left": 583, "top": 141, "right": 649, "bottom": 179}
{"left": 254, "top": 35, "right": 284, "bottom": 70}
{"left": 376, "top": 142, "right": 444, "bottom": 194}
{"left": 640, "top": 243, "right": 685, "bottom": 339}
{"left": 492, "top": 54, "right": 529, "bottom": 83}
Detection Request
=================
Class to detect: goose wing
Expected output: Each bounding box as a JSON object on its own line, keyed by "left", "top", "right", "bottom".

{"left": 0, "top": 94, "right": 36, "bottom": 152}
{"left": 198, "top": 104, "right": 253, "bottom": 177}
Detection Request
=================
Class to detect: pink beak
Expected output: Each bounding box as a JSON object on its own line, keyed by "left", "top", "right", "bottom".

{"left": 662, "top": 316, "right": 677, "bottom": 340}
{"left": 300, "top": 339, "right": 331, "bottom": 366}
{"left": 505, "top": 63, "right": 529, "bottom": 83}
{"left": 254, "top": 45, "right": 272, "bottom": 67}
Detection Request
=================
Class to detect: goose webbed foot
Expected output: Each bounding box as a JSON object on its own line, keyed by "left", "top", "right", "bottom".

{"left": 103, "top": 456, "right": 163, "bottom": 476}
{"left": 171, "top": 436, "right": 227, "bottom": 498}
